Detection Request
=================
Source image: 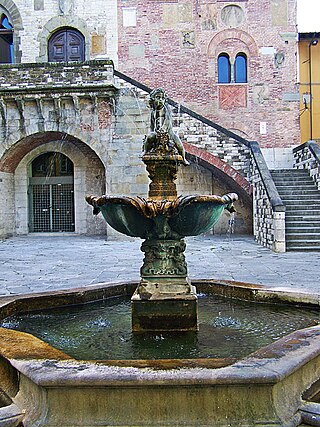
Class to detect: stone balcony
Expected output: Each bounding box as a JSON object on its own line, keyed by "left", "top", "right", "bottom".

{"left": 0, "top": 60, "right": 116, "bottom": 95}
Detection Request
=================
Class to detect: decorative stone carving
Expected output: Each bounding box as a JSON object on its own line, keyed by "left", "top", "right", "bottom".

{"left": 253, "top": 84, "right": 270, "bottom": 105}
{"left": 182, "top": 31, "right": 195, "bottom": 48}
{"left": 221, "top": 5, "right": 244, "bottom": 28}
{"left": 140, "top": 239, "right": 188, "bottom": 278}
{"left": 59, "top": 0, "right": 74, "bottom": 15}
{"left": 274, "top": 51, "right": 285, "bottom": 68}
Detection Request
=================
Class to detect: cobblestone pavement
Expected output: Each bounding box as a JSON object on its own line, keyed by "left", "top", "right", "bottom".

{"left": 0, "top": 234, "right": 319, "bottom": 297}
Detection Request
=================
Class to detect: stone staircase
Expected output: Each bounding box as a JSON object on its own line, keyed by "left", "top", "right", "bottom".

{"left": 271, "top": 169, "right": 320, "bottom": 251}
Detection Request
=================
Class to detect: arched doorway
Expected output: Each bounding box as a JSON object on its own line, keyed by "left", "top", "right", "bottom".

{"left": 48, "top": 28, "right": 85, "bottom": 62}
{"left": 28, "top": 152, "right": 75, "bottom": 232}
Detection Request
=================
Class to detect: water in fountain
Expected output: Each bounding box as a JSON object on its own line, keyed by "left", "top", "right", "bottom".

{"left": 1, "top": 294, "right": 318, "bottom": 360}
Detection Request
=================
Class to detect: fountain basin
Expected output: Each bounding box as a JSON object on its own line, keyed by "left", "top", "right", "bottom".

{"left": 85, "top": 193, "right": 238, "bottom": 239}
{"left": 0, "top": 281, "right": 319, "bottom": 427}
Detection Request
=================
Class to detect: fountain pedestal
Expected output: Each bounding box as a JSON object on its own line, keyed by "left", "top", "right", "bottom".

{"left": 130, "top": 126, "right": 199, "bottom": 332}
{"left": 131, "top": 238, "right": 198, "bottom": 332}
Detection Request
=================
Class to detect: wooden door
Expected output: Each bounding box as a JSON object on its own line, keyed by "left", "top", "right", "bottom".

{"left": 48, "top": 28, "right": 85, "bottom": 62}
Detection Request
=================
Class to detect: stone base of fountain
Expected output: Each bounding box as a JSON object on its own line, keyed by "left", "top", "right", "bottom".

{"left": 132, "top": 237, "right": 198, "bottom": 332}
{"left": 131, "top": 279, "right": 198, "bottom": 332}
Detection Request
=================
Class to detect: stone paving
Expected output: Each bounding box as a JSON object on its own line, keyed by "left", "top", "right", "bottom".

{"left": 0, "top": 234, "right": 319, "bottom": 297}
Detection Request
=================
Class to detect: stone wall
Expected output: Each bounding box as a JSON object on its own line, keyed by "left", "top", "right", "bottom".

{"left": 250, "top": 142, "right": 285, "bottom": 252}
{"left": 0, "top": 62, "right": 116, "bottom": 238}
{"left": 173, "top": 113, "right": 251, "bottom": 179}
{"left": 293, "top": 141, "right": 320, "bottom": 189}
{"left": 0, "top": 172, "right": 15, "bottom": 238}
{"left": 0, "top": 62, "right": 253, "bottom": 239}
{"left": 1, "top": 0, "right": 118, "bottom": 65}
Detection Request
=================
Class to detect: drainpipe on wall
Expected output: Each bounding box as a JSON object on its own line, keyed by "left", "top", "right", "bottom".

{"left": 309, "top": 37, "right": 318, "bottom": 140}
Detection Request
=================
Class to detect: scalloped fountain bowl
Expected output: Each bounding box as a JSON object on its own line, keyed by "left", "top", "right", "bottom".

{"left": 85, "top": 193, "right": 237, "bottom": 240}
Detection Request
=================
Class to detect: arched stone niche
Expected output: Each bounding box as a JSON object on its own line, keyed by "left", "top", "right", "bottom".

{"left": 37, "top": 15, "right": 89, "bottom": 62}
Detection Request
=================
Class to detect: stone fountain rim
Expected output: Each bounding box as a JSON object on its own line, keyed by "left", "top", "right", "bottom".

{"left": 0, "top": 279, "right": 319, "bottom": 388}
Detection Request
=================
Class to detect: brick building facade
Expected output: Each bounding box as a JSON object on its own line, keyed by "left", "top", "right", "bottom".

{"left": 117, "top": 0, "right": 299, "bottom": 152}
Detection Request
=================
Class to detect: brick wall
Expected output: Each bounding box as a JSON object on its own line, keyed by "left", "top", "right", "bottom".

{"left": 117, "top": 0, "right": 299, "bottom": 149}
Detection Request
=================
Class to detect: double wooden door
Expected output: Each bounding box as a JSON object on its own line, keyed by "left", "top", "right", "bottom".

{"left": 48, "top": 28, "right": 84, "bottom": 62}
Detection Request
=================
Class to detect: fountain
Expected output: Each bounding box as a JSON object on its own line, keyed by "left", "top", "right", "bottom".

{"left": 86, "top": 87, "right": 237, "bottom": 332}
{"left": 0, "top": 88, "right": 319, "bottom": 427}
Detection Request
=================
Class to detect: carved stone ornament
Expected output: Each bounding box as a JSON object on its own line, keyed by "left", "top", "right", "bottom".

{"left": 221, "top": 5, "right": 244, "bottom": 27}
{"left": 140, "top": 239, "right": 188, "bottom": 278}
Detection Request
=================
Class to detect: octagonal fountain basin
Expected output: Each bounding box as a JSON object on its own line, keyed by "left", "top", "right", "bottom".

{"left": 0, "top": 280, "right": 319, "bottom": 427}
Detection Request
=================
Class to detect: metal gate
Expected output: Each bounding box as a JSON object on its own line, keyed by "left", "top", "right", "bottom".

{"left": 29, "top": 177, "right": 75, "bottom": 232}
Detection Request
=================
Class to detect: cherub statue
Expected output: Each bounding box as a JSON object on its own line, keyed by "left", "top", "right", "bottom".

{"left": 144, "top": 88, "right": 189, "bottom": 166}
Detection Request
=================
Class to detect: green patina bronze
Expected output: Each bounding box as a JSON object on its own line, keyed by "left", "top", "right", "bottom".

{"left": 86, "top": 88, "right": 238, "bottom": 332}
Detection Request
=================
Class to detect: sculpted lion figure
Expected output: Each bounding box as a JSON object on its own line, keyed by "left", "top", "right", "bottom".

{"left": 144, "top": 88, "right": 189, "bottom": 166}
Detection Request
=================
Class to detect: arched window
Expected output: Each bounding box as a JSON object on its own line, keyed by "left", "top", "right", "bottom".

{"left": 0, "top": 13, "right": 13, "bottom": 63}
{"left": 235, "top": 53, "right": 247, "bottom": 83}
{"left": 48, "top": 28, "right": 85, "bottom": 62}
{"left": 218, "top": 53, "right": 231, "bottom": 83}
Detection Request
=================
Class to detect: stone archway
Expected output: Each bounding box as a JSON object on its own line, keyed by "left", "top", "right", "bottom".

{"left": 0, "top": 132, "right": 106, "bottom": 237}
{"left": 207, "top": 29, "right": 259, "bottom": 59}
{"left": 180, "top": 143, "right": 253, "bottom": 235}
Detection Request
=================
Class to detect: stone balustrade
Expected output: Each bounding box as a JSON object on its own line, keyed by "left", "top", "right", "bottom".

{"left": 293, "top": 140, "right": 320, "bottom": 189}
{"left": 250, "top": 141, "right": 285, "bottom": 252}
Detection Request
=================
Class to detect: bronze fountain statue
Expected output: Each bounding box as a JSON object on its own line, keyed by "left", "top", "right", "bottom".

{"left": 86, "top": 88, "right": 238, "bottom": 332}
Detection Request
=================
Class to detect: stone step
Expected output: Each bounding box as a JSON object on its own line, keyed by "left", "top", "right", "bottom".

{"left": 276, "top": 182, "right": 316, "bottom": 188}
{"left": 271, "top": 169, "right": 309, "bottom": 174}
{"left": 271, "top": 174, "right": 312, "bottom": 179}
{"left": 274, "top": 182, "right": 315, "bottom": 188}
{"left": 287, "top": 247, "right": 320, "bottom": 251}
{"left": 285, "top": 204, "right": 320, "bottom": 210}
{"left": 285, "top": 210, "right": 320, "bottom": 216}
{"left": 282, "top": 196, "right": 320, "bottom": 203}
{"left": 286, "top": 217, "right": 320, "bottom": 223}
{"left": 271, "top": 172, "right": 313, "bottom": 182}
{"left": 286, "top": 227, "right": 320, "bottom": 234}
{"left": 271, "top": 169, "right": 320, "bottom": 251}
{"left": 273, "top": 178, "right": 316, "bottom": 187}
{"left": 278, "top": 189, "right": 320, "bottom": 196}
{"left": 286, "top": 232, "right": 320, "bottom": 240}
{"left": 286, "top": 239, "right": 320, "bottom": 251}
{"left": 281, "top": 198, "right": 320, "bottom": 209}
